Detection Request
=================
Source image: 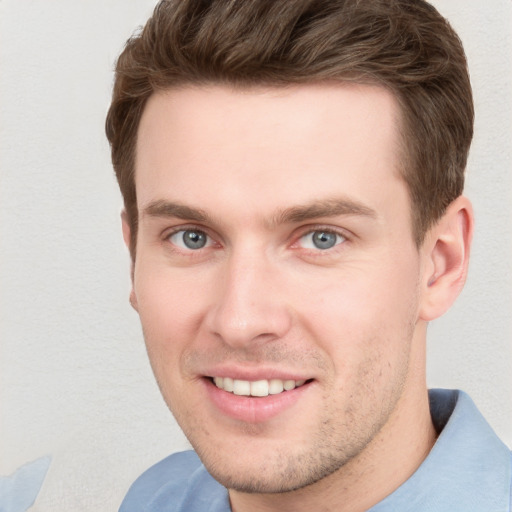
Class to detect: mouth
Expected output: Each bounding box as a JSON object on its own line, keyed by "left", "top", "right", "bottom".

{"left": 203, "top": 374, "right": 314, "bottom": 423}
{"left": 209, "top": 376, "right": 310, "bottom": 397}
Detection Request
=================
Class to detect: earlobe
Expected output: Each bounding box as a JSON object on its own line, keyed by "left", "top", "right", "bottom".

{"left": 121, "top": 210, "right": 139, "bottom": 312}
{"left": 121, "top": 210, "right": 132, "bottom": 250}
{"left": 129, "top": 289, "right": 139, "bottom": 312}
{"left": 419, "top": 196, "right": 473, "bottom": 322}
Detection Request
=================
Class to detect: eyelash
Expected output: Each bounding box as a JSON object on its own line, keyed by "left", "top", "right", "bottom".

{"left": 162, "top": 225, "right": 350, "bottom": 255}
{"left": 293, "top": 226, "right": 349, "bottom": 254}
{"left": 163, "top": 225, "right": 217, "bottom": 252}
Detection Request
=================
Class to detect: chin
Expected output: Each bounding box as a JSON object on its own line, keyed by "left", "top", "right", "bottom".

{"left": 193, "top": 439, "right": 351, "bottom": 495}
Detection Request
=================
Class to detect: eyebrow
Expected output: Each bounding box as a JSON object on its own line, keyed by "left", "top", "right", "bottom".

{"left": 142, "top": 200, "right": 210, "bottom": 223}
{"left": 141, "top": 197, "right": 377, "bottom": 226}
{"left": 272, "top": 197, "right": 377, "bottom": 225}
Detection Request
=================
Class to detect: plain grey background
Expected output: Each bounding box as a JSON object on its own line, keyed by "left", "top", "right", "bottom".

{"left": 0, "top": 0, "right": 510, "bottom": 509}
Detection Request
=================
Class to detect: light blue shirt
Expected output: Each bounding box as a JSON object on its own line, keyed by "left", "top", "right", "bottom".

{"left": 0, "top": 456, "right": 51, "bottom": 512}
{"left": 119, "top": 389, "right": 512, "bottom": 511}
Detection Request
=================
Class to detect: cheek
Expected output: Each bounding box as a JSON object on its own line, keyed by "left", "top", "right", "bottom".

{"left": 134, "top": 262, "right": 209, "bottom": 329}
{"left": 132, "top": 266, "right": 209, "bottom": 381}
{"left": 302, "top": 269, "right": 414, "bottom": 331}
{"left": 297, "top": 259, "right": 419, "bottom": 369}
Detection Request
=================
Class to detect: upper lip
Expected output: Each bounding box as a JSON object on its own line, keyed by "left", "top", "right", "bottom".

{"left": 200, "top": 364, "right": 312, "bottom": 382}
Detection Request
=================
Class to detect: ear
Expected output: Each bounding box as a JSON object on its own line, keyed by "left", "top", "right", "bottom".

{"left": 121, "top": 210, "right": 139, "bottom": 312}
{"left": 419, "top": 196, "right": 473, "bottom": 321}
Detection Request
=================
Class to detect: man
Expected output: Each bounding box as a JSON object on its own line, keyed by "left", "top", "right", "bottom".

{"left": 106, "top": 1, "right": 511, "bottom": 510}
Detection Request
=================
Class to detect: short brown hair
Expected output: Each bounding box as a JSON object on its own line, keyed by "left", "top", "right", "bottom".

{"left": 106, "top": 0, "right": 473, "bottom": 256}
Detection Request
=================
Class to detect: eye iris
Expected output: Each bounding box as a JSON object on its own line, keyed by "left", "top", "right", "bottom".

{"left": 183, "top": 230, "right": 207, "bottom": 249}
{"left": 312, "top": 231, "right": 337, "bottom": 249}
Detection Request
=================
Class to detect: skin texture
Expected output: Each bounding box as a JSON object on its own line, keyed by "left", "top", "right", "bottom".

{"left": 125, "top": 84, "right": 472, "bottom": 512}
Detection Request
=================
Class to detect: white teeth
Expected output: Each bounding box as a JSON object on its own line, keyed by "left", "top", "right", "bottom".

{"left": 250, "top": 380, "right": 269, "bottom": 397}
{"left": 283, "top": 380, "right": 295, "bottom": 391}
{"left": 223, "top": 377, "right": 234, "bottom": 392}
{"left": 268, "top": 379, "right": 284, "bottom": 395}
{"left": 212, "top": 377, "right": 307, "bottom": 397}
{"left": 233, "top": 379, "right": 251, "bottom": 396}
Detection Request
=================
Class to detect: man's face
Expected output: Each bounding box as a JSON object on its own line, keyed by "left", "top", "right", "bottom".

{"left": 130, "top": 84, "right": 428, "bottom": 493}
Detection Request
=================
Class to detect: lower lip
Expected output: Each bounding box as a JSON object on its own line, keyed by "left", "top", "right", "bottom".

{"left": 203, "top": 378, "right": 311, "bottom": 423}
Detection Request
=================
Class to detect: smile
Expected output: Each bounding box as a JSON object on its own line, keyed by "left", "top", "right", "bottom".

{"left": 211, "top": 377, "right": 307, "bottom": 397}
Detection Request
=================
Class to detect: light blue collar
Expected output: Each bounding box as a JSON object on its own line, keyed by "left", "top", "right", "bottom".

{"left": 369, "top": 389, "right": 511, "bottom": 511}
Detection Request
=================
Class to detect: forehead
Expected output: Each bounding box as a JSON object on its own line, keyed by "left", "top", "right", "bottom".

{"left": 135, "top": 83, "right": 408, "bottom": 226}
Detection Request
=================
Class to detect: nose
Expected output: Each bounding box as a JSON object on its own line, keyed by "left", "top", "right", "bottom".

{"left": 204, "top": 250, "right": 292, "bottom": 349}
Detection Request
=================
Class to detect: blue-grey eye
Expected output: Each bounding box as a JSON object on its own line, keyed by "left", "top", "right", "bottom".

{"left": 170, "top": 229, "right": 210, "bottom": 250}
{"left": 299, "top": 230, "right": 344, "bottom": 250}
